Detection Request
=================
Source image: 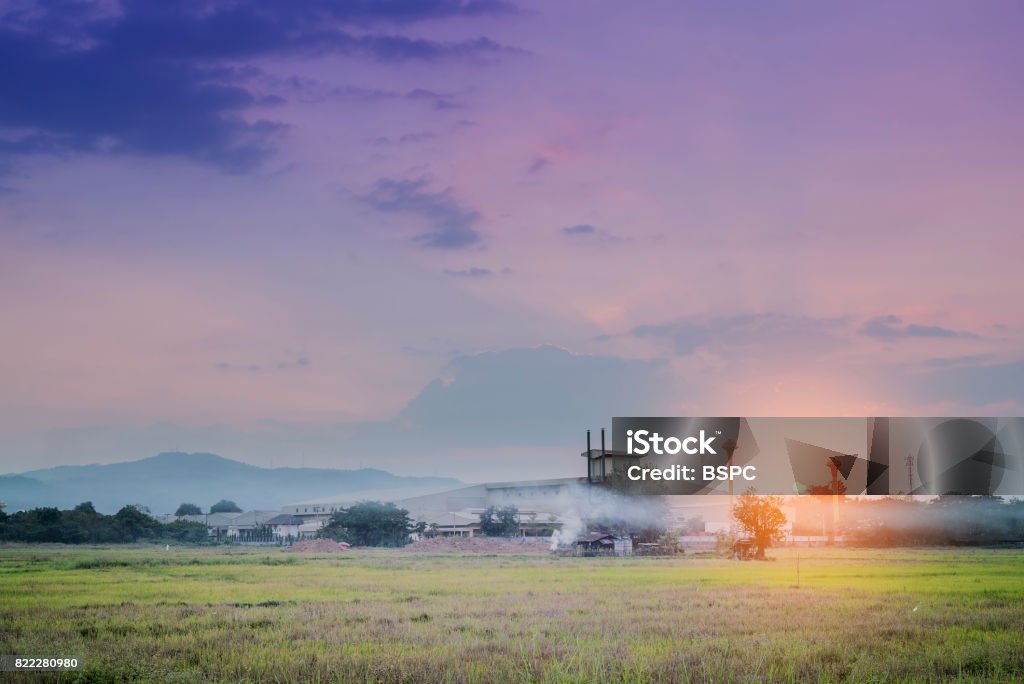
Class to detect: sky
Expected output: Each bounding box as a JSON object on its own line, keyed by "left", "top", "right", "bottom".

{"left": 2, "top": 0, "right": 1024, "bottom": 480}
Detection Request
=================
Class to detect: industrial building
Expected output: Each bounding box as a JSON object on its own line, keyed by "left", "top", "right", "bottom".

{"left": 160, "top": 510, "right": 293, "bottom": 540}
{"left": 279, "top": 429, "right": 797, "bottom": 544}
{"left": 164, "top": 428, "right": 798, "bottom": 546}
{"left": 282, "top": 478, "right": 586, "bottom": 537}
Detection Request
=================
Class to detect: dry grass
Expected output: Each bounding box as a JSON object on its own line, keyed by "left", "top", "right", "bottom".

{"left": 0, "top": 546, "right": 1022, "bottom": 682}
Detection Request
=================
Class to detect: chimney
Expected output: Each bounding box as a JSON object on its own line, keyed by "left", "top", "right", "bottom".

{"left": 601, "top": 428, "right": 607, "bottom": 482}
{"left": 586, "top": 429, "right": 592, "bottom": 483}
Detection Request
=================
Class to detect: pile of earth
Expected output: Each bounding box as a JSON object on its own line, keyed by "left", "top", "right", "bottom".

{"left": 404, "top": 537, "right": 551, "bottom": 554}
{"left": 288, "top": 539, "right": 350, "bottom": 553}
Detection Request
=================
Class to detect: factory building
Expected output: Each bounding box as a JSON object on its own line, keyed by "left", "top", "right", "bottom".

{"left": 283, "top": 478, "right": 586, "bottom": 537}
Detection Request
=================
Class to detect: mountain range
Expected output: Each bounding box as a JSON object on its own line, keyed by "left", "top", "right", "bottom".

{"left": 0, "top": 452, "right": 461, "bottom": 514}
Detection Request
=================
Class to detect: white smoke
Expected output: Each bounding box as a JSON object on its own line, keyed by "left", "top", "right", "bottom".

{"left": 548, "top": 507, "right": 584, "bottom": 550}
{"left": 546, "top": 485, "right": 668, "bottom": 550}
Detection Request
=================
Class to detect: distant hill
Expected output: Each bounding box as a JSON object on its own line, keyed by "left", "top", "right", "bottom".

{"left": 0, "top": 452, "right": 461, "bottom": 514}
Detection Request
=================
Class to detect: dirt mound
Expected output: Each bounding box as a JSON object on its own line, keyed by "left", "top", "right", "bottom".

{"left": 288, "top": 539, "right": 350, "bottom": 553}
{"left": 404, "top": 537, "right": 551, "bottom": 554}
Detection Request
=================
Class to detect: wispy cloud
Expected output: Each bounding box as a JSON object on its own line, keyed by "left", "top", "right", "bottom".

{"left": 363, "top": 178, "right": 483, "bottom": 249}
{"left": 527, "top": 157, "right": 549, "bottom": 174}
{"left": 269, "top": 79, "right": 468, "bottom": 110}
{"left": 560, "top": 223, "right": 627, "bottom": 243}
{"left": 861, "top": 315, "right": 978, "bottom": 341}
{"left": 443, "top": 267, "right": 508, "bottom": 278}
{"left": 562, "top": 224, "right": 596, "bottom": 235}
{"left": 367, "top": 130, "right": 440, "bottom": 146}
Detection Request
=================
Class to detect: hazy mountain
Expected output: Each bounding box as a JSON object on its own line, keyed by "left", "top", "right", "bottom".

{"left": 0, "top": 452, "right": 461, "bottom": 514}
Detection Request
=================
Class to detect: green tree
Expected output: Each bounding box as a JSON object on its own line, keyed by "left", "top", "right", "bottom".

{"left": 31, "top": 507, "right": 63, "bottom": 542}
{"left": 319, "top": 501, "right": 413, "bottom": 547}
{"left": 657, "top": 529, "right": 682, "bottom": 555}
{"left": 161, "top": 520, "right": 209, "bottom": 544}
{"left": 209, "top": 499, "right": 242, "bottom": 514}
{"left": 732, "top": 488, "right": 787, "bottom": 559}
{"left": 0, "top": 504, "right": 212, "bottom": 545}
{"left": 175, "top": 503, "right": 203, "bottom": 516}
{"left": 479, "top": 505, "right": 519, "bottom": 537}
{"left": 115, "top": 505, "right": 161, "bottom": 542}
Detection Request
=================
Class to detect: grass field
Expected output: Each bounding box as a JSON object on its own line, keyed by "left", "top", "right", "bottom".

{"left": 1, "top": 546, "right": 1022, "bottom": 683}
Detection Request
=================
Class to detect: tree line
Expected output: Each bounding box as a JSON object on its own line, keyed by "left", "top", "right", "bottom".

{"left": 0, "top": 502, "right": 209, "bottom": 544}
{"left": 841, "top": 496, "right": 1024, "bottom": 546}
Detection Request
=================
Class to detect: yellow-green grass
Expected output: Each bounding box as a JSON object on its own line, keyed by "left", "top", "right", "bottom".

{"left": 1, "top": 546, "right": 1022, "bottom": 682}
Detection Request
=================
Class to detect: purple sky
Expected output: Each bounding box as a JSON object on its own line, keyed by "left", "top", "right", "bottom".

{"left": 2, "top": 1, "right": 1023, "bottom": 479}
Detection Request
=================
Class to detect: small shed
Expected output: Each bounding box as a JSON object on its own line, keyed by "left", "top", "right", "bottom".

{"left": 576, "top": 532, "right": 616, "bottom": 556}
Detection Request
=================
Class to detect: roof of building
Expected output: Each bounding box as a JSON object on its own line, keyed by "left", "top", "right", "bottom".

{"left": 577, "top": 532, "right": 615, "bottom": 543}
{"left": 265, "top": 514, "right": 304, "bottom": 526}
{"left": 199, "top": 512, "right": 244, "bottom": 527}
{"left": 415, "top": 510, "right": 481, "bottom": 527}
{"left": 226, "top": 510, "right": 280, "bottom": 528}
